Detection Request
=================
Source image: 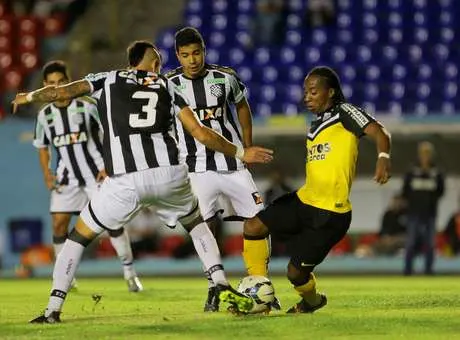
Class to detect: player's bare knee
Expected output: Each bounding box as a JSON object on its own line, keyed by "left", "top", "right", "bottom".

{"left": 52, "top": 214, "right": 71, "bottom": 236}
{"left": 287, "top": 262, "right": 311, "bottom": 286}
{"left": 75, "top": 217, "right": 99, "bottom": 239}
{"left": 243, "top": 217, "right": 268, "bottom": 238}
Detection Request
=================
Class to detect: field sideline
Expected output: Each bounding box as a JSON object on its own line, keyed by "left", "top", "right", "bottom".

{"left": 1, "top": 276, "right": 459, "bottom": 339}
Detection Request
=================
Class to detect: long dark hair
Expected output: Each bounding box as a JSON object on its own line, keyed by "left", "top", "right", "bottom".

{"left": 307, "top": 66, "right": 346, "bottom": 104}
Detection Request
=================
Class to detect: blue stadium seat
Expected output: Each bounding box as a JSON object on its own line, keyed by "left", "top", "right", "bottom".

{"left": 304, "top": 47, "right": 321, "bottom": 64}
{"left": 279, "top": 47, "right": 299, "bottom": 65}
{"left": 206, "top": 48, "right": 220, "bottom": 64}
{"left": 237, "top": 0, "right": 253, "bottom": 13}
{"left": 237, "top": 66, "right": 253, "bottom": 83}
{"left": 236, "top": 15, "right": 251, "bottom": 31}
{"left": 255, "top": 103, "right": 273, "bottom": 116}
{"left": 227, "top": 48, "right": 247, "bottom": 66}
{"left": 285, "top": 30, "right": 302, "bottom": 47}
{"left": 286, "top": 14, "right": 302, "bottom": 29}
{"left": 254, "top": 47, "right": 271, "bottom": 66}
{"left": 212, "top": 0, "right": 228, "bottom": 13}
{"left": 261, "top": 66, "right": 279, "bottom": 84}
{"left": 444, "top": 62, "right": 458, "bottom": 80}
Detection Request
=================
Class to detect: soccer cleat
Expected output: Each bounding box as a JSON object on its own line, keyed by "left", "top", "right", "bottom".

{"left": 217, "top": 283, "right": 254, "bottom": 314}
{"left": 127, "top": 276, "right": 143, "bottom": 292}
{"left": 29, "top": 311, "right": 61, "bottom": 324}
{"left": 203, "top": 286, "right": 219, "bottom": 312}
{"left": 271, "top": 296, "right": 282, "bottom": 310}
{"left": 286, "top": 294, "right": 327, "bottom": 314}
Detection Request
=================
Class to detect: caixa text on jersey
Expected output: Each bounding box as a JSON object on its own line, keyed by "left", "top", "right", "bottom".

{"left": 53, "top": 132, "right": 88, "bottom": 147}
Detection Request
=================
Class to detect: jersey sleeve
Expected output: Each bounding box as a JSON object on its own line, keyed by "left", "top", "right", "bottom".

{"left": 228, "top": 71, "right": 247, "bottom": 104}
{"left": 166, "top": 78, "right": 189, "bottom": 112}
{"left": 33, "top": 113, "right": 50, "bottom": 148}
{"left": 339, "top": 103, "right": 376, "bottom": 137}
{"left": 84, "top": 71, "right": 110, "bottom": 94}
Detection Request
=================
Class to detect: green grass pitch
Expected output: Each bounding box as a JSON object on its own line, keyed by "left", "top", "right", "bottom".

{"left": 1, "top": 276, "right": 459, "bottom": 339}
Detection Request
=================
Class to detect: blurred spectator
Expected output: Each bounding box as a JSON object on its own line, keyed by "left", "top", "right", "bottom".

{"left": 251, "top": 0, "right": 286, "bottom": 46}
{"left": 264, "top": 166, "right": 292, "bottom": 256}
{"left": 126, "top": 207, "right": 160, "bottom": 259}
{"left": 374, "top": 194, "right": 407, "bottom": 255}
{"left": 305, "top": 0, "right": 336, "bottom": 27}
{"left": 402, "top": 141, "right": 445, "bottom": 275}
{"left": 443, "top": 198, "right": 460, "bottom": 256}
{"left": 264, "top": 166, "right": 293, "bottom": 205}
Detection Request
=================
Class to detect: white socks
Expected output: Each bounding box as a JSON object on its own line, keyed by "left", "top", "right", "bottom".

{"left": 109, "top": 228, "right": 136, "bottom": 280}
{"left": 190, "top": 222, "right": 227, "bottom": 286}
{"left": 46, "top": 239, "right": 84, "bottom": 315}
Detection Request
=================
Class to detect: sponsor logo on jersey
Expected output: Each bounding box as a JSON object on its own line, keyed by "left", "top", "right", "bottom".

{"left": 308, "top": 142, "right": 331, "bottom": 161}
{"left": 210, "top": 84, "right": 224, "bottom": 98}
{"left": 53, "top": 131, "right": 88, "bottom": 147}
{"left": 196, "top": 106, "right": 225, "bottom": 121}
{"left": 207, "top": 78, "right": 226, "bottom": 85}
{"left": 252, "top": 192, "right": 263, "bottom": 205}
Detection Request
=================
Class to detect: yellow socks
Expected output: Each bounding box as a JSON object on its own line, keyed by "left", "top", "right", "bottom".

{"left": 242, "top": 237, "right": 270, "bottom": 277}
{"left": 294, "top": 273, "right": 322, "bottom": 306}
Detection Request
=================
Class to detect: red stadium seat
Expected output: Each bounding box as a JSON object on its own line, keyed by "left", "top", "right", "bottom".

{"left": 223, "top": 234, "right": 243, "bottom": 256}
{"left": 0, "top": 52, "right": 14, "bottom": 69}
{"left": 43, "top": 15, "right": 67, "bottom": 36}
{"left": 20, "top": 51, "right": 39, "bottom": 70}
{"left": 357, "top": 233, "right": 379, "bottom": 246}
{"left": 95, "top": 237, "right": 117, "bottom": 258}
{"left": 0, "top": 35, "right": 12, "bottom": 52}
{"left": 156, "top": 235, "right": 185, "bottom": 257}
{"left": 0, "top": 17, "right": 13, "bottom": 36}
{"left": 330, "top": 234, "right": 353, "bottom": 255}
{"left": 17, "top": 16, "right": 41, "bottom": 35}
{"left": 18, "top": 34, "right": 38, "bottom": 51}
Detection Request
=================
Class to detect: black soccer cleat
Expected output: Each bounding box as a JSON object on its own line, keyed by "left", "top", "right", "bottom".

{"left": 29, "top": 311, "right": 61, "bottom": 324}
{"left": 286, "top": 294, "right": 327, "bottom": 314}
{"left": 217, "top": 283, "right": 254, "bottom": 314}
{"left": 203, "top": 286, "right": 220, "bottom": 312}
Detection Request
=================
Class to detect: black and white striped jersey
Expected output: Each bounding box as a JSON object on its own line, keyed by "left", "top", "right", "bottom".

{"left": 84, "top": 69, "right": 188, "bottom": 176}
{"left": 165, "top": 64, "right": 246, "bottom": 173}
{"left": 33, "top": 97, "right": 104, "bottom": 186}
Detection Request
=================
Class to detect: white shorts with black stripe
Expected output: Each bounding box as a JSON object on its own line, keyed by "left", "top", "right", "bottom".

{"left": 80, "top": 164, "right": 199, "bottom": 232}
{"left": 50, "top": 181, "right": 99, "bottom": 214}
{"left": 188, "top": 169, "right": 264, "bottom": 221}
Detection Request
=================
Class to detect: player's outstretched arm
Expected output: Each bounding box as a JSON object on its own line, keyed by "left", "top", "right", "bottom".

{"left": 178, "top": 106, "right": 273, "bottom": 164}
{"left": 364, "top": 121, "right": 392, "bottom": 185}
{"left": 236, "top": 98, "right": 253, "bottom": 148}
{"left": 12, "top": 80, "right": 92, "bottom": 114}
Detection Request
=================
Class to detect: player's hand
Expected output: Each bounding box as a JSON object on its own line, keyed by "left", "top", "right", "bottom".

{"left": 11, "top": 93, "right": 30, "bottom": 114}
{"left": 44, "top": 171, "right": 57, "bottom": 190}
{"left": 242, "top": 146, "right": 274, "bottom": 164}
{"left": 374, "top": 157, "right": 391, "bottom": 185}
{"left": 96, "top": 169, "right": 107, "bottom": 182}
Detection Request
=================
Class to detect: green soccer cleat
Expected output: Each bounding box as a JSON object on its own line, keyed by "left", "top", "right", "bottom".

{"left": 286, "top": 294, "right": 327, "bottom": 314}
{"left": 217, "top": 283, "right": 254, "bottom": 314}
{"left": 29, "top": 311, "right": 61, "bottom": 324}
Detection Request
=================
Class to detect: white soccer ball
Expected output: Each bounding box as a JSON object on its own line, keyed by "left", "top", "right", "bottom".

{"left": 237, "top": 275, "right": 275, "bottom": 314}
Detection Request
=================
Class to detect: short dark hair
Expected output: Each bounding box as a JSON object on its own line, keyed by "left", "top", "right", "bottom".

{"left": 174, "top": 27, "right": 205, "bottom": 52}
{"left": 127, "top": 40, "right": 158, "bottom": 67}
{"left": 307, "top": 66, "right": 346, "bottom": 104}
{"left": 42, "top": 60, "right": 69, "bottom": 81}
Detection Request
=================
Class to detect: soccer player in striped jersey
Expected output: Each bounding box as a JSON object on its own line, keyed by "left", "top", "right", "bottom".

{"left": 166, "top": 27, "right": 276, "bottom": 312}
{"left": 240, "top": 66, "right": 391, "bottom": 314}
{"left": 13, "top": 41, "right": 273, "bottom": 323}
{"left": 34, "top": 61, "right": 142, "bottom": 292}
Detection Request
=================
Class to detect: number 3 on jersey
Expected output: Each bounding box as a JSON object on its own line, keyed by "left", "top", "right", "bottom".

{"left": 129, "top": 91, "right": 158, "bottom": 128}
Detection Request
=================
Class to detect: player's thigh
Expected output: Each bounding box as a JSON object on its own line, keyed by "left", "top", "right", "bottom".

{"left": 257, "top": 192, "right": 304, "bottom": 238}
{"left": 50, "top": 184, "right": 88, "bottom": 214}
{"left": 288, "top": 209, "right": 351, "bottom": 268}
{"left": 188, "top": 171, "right": 220, "bottom": 220}
{"left": 220, "top": 169, "right": 264, "bottom": 218}
{"left": 152, "top": 167, "right": 201, "bottom": 228}
{"left": 80, "top": 174, "right": 138, "bottom": 232}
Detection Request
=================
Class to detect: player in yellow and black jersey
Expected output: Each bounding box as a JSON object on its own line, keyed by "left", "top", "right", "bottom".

{"left": 239, "top": 66, "right": 391, "bottom": 314}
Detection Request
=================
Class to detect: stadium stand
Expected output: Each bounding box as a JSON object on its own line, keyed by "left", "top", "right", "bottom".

{"left": 157, "top": 0, "right": 460, "bottom": 116}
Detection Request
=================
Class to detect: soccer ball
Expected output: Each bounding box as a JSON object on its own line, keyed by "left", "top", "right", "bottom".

{"left": 237, "top": 275, "right": 275, "bottom": 314}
